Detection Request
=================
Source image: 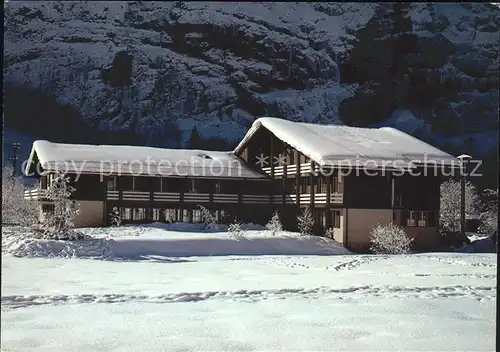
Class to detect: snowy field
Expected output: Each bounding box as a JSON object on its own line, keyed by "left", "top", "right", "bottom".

{"left": 1, "top": 224, "right": 497, "bottom": 351}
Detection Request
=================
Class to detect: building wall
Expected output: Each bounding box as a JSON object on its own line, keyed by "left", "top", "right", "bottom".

{"left": 404, "top": 226, "right": 440, "bottom": 250}
{"left": 346, "top": 209, "right": 393, "bottom": 250}
{"left": 37, "top": 200, "right": 104, "bottom": 227}
{"left": 73, "top": 201, "right": 104, "bottom": 227}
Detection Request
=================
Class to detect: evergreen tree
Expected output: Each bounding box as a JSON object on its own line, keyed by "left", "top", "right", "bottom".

{"left": 187, "top": 127, "right": 202, "bottom": 149}
{"left": 297, "top": 207, "right": 314, "bottom": 236}
{"left": 41, "top": 172, "right": 80, "bottom": 240}
{"left": 266, "top": 211, "right": 283, "bottom": 236}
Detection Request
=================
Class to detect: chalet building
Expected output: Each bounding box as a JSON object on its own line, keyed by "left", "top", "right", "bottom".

{"left": 24, "top": 117, "right": 459, "bottom": 251}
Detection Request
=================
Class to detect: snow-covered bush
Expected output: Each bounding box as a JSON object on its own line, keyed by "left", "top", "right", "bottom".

{"left": 109, "top": 206, "right": 122, "bottom": 227}
{"left": 369, "top": 223, "right": 413, "bottom": 254}
{"left": 297, "top": 206, "right": 314, "bottom": 236}
{"left": 1, "top": 166, "right": 39, "bottom": 226}
{"left": 198, "top": 205, "right": 219, "bottom": 230}
{"left": 478, "top": 188, "right": 498, "bottom": 235}
{"left": 41, "top": 173, "right": 81, "bottom": 240}
{"left": 228, "top": 221, "right": 245, "bottom": 240}
{"left": 266, "top": 211, "right": 283, "bottom": 236}
{"left": 325, "top": 227, "right": 335, "bottom": 239}
{"left": 440, "top": 178, "right": 480, "bottom": 233}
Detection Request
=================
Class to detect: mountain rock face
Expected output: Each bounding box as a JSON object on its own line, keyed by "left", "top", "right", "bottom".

{"left": 3, "top": 2, "right": 499, "bottom": 154}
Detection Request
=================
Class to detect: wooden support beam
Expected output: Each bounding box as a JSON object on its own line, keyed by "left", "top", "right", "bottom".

{"left": 325, "top": 172, "right": 332, "bottom": 227}
{"left": 391, "top": 172, "right": 395, "bottom": 209}
{"left": 149, "top": 190, "right": 154, "bottom": 222}
{"left": 270, "top": 135, "right": 275, "bottom": 178}
{"left": 102, "top": 176, "right": 108, "bottom": 226}
{"left": 326, "top": 172, "right": 332, "bottom": 207}
{"left": 310, "top": 160, "right": 315, "bottom": 209}
{"left": 283, "top": 140, "right": 288, "bottom": 179}
{"left": 295, "top": 150, "right": 300, "bottom": 206}
{"left": 270, "top": 135, "right": 274, "bottom": 205}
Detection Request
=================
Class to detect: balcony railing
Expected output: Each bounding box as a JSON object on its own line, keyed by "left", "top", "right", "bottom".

{"left": 262, "top": 163, "right": 317, "bottom": 177}
{"left": 25, "top": 187, "right": 344, "bottom": 206}
{"left": 24, "top": 188, "right": 48, "bottom": 200}
{"left": 104, "top": 190, "right": 344, "bottom": 205}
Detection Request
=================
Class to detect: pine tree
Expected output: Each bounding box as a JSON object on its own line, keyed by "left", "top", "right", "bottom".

{"left": 41, "top": 172, "right": 80, "bottom": 240}
{"left": 297, "top": 207, "right": 314, "bottom": 236}
{"left": 187, "top": 127, "right": 202, "bottom": 149}
{"left": 266, "top": 211, "right": 283, "bottom": 236}
{"left": 440, "top": 179, "right": 480, "bottom": 233}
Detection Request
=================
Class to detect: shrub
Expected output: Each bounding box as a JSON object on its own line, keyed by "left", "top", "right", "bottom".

{"left": 228, "top": 221, "right": 245, "bottom": 240}
{"left": 297, "top": 207, "right": 314, "bottom": 236}
{"left": 440, "top": 178, "right": 480, "bottom": 233}
{"left": 41, "top": 172, "right": 80, "bottom": 240}
{"left": 266, "top": 211, "right": 283, "bottom": 236}
{"left": 325, "top": 227, "right": 335, "bottom": 239}
{"left": 109, "top": 206, "right": 122, "bottom": 227}
{"left": 369, "top": 223, "right": 413, "bottom": 254}
{"left": 478, "top": 189, "right": 498, "bottom": 235}
{"left": 1, "top": 166, "right": 39, "bottom": 226}
{"left": 198, "top": 205, "right": 219, "bottom": 231}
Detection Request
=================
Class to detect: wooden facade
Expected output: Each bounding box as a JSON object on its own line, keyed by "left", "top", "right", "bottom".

{"left": 25, "top": 121, "right": 446, "bottom": 251}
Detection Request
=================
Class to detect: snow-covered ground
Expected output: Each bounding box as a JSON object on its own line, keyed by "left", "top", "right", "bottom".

{"left": 1, "top": 225, "right": 497, "bottom": 351}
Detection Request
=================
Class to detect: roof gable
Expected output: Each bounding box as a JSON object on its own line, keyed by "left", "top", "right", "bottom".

{"left": 234, "top": 117, "right": 459, "bottom": 168}
{"left": 24, "top": 140, "right": 266, "bottom": 179}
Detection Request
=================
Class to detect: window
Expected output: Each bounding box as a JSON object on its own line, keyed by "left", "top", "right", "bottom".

{"left": 332, "top": 210, "right": 341, "bottom": 229}
{"left": 152, "top": 178, "right": 162, "bottom": 192}
{"left": 301, "top": 177, "right": 308, "bottom": 193}
{"left": 107, "top": 176, "right": 117, "bottom": 191}
{"left": 132, "top": 208, "right": 148, "bottom": 221}
{"left": 152, "top": 209, "right": 162, "bottom": 221}
{"left": 121, "top": 208, "right": 132, "bottom": 220}
{"left": 40, "top": 176, "right": 48, "bottom": 189}
{"left": 134, "top": 177, "right": 151, "bottom": 192}
{"left": 315, "top": 210, "right": 326, "bottom": 228}
{"left": 407, "top": 211, "right": 416, "bottom": 226}
{"left": 332, "top": 176, "right": 339, "bottom": 193}
{"left": 163, "top": 209, "right": 176, "bottom": 222}
{"left": 118, "top": 177, "right": 134, "bottom": 191}
{"left": 393, "top": 178, "right": 403, "bottom": 207}
{"left": 418, "top": 211, "right": 428, "bottom": 227}
{"left": 193, "top": 209, "right": 202, "bottom": 223}
{"left": 42, "top": 203, "right": 54, "bottom": 214}
{"left": 316, "top": 177, "right": 327, "bottom": 194}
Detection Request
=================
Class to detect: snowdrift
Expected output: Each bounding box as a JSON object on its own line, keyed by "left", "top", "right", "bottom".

{"left": 1, "top": 223, "right": 350, "bottom": 260}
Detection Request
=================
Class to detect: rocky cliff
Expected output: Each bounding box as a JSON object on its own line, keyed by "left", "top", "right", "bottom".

{"left": 3, "top": 2, "right": 499, "bottom": 155}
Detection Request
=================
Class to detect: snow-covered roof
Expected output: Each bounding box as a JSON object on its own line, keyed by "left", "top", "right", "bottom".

{"left": 25, "top": 140, "right": 266, "bottom": 179}
{"left": 235, "top": 117, "right": 460, "bottom": 169}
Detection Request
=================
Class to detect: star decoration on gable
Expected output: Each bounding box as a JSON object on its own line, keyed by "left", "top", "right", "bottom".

{"left": 255, "top": 154, "right": 269, "bottom": 167}
{"left": 273, "top": 154, "right": 287, "bottom": 166}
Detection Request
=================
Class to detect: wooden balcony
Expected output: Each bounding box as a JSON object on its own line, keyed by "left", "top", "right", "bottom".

{"left": 261, "top": 163, "right": 317, "bottom": 177}
{"left": 24, "top": 188, "right": 48, "bottom": 200}
{"left": 103, "top": 190, "right": 344, "bottom": 206}
{"left": 26, "top": 187, "right": 344, "bottom": 206}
